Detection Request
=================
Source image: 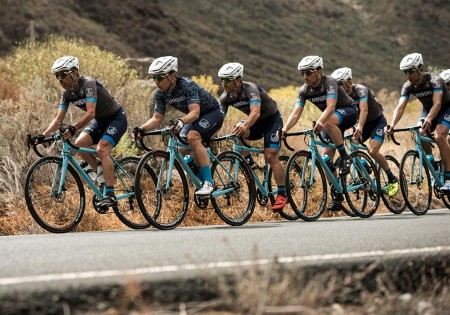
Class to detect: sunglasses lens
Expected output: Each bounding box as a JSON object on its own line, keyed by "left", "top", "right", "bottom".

{"left": 301, "top": 70, "right": 313, "bottom": 76}
{"left": 221, "top": 78, "right": 232, "bottom": 84}
{"left": 153, "top": 75, "right": 165, "bottom": 82}
{"left": 55, "top": 71, "right": 69, "bottom": 80}
{"left": 404, "top": 69, "right": 415, "bottom": 75}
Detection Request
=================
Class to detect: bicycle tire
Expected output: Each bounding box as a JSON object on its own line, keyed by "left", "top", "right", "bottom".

{"left": 400, "top": 150, "right": 431, "bottom": 215}
{"left": 342, "top": 150, "right": 381, "bottom": 218}
{"left": 211, "top": 150, "right": 256, "bottom": 226}
{"left": 285, "top": 150, "right": 327, "bottom": 221}
{"left": 268, "top": 155, "right": 300, "bottom": 221}
{"left": 112, "top": 157, "right": 151, "bottom": 229}
{"left": 24, "top": 156, "right": 85, "bottom": 233}
{"left": 377, "top": 155, "right": 406, "bottom": 214}
{"left": 135, "top": 150, "right": 189, "bottom": 229}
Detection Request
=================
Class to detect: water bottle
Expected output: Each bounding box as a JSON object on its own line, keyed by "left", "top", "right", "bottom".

{"left": 184, "top": 155, "right": 199, "bottom": 175}
{"left": 81, "top": 160, "right": 97, "bottom": 181}
{"left": 360, "top": 159, "right": 372, "bottom": 175}
{"left": 322, "top": 154, "right": 336, "bottom": 173}
{"left": 96, "top": 161, "right": 105, "bottom": 185}
{"left": 427, "top": 154, "right": 439, "bottom": 172}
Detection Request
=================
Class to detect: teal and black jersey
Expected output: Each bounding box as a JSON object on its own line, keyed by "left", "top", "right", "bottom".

{"left": 154, "top": 77, "right": 219, "bottom": 115}
{"left": 219, "top": 81, "right": 278, "bottom": 120}
{"left": 349, "top": 84, "right": 383, "bottom": 122}
{"left": 296, "top": 75, "right": 355, "bottom": 111}
{"left": 59, "top": 76, "right": 121, "bottom": 120}
{"left": 400, "top": 72, "right": 450, "bottom": 112}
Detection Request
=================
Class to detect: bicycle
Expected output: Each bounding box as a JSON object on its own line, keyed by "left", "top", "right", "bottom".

{"left": 342, "top": 130, "right": 406, "bottom": 214}
{"left": 390, "top": 124, "right": 450, "bottom": 215}
{"left": 133, "top": 124, "right": 256, "bottom": 230}
{"left": 24, "top": 125, "right": 152, "bottom": 233}
{"left": 229, "top": 136, "right": 299, "bottom": 221}
{"left": 283, "top": 123, "right": 381, "bottom": 220}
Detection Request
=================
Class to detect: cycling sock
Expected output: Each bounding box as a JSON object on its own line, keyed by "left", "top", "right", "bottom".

{"left": 105, "top": 186, "right": 115, "bottom": 196}
{"left": 385, "top": 168, "right": 397, "bottom": 182}
{"left": 277, "top": 186, "right": 286, "bottom": 197}
{"left": 199, "top": 166, "right": 213, "bottom": 183}
{"left": 336, "top": 144, "right": 349, "bottom": 159}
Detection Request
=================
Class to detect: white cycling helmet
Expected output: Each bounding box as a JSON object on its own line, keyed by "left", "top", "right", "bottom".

{"left": 218, "top": 62, "right": 244, "bottom": 79}
{"left": 399, "top": 53, "right": 423, "bottom": 70}
{"left": 331, "top": 67, "right": 352, "bottom": 83}
{"left": 439, "top": 69, "right": 450, "bottom": 84}
{"left": 51, "top": 56, "right": 79, "bottom": 74}
{"left": 148, "top": 56, "right": 178, "bottom": 75}
{"left": 298, "top": 55, "right": 323, "bottom": 71}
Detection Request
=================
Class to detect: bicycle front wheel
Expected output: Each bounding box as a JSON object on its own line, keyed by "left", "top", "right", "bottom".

{"left": 112, "top": 157, "right": 151, "bottom": 229}
{"left": 211, "top": 151, "right": 256, "bottom": 226}
{"left": 24, "top": 156, "right": 85, "bottom": 233}
{"left": 342, "top": 150, "right": 381, "bottom": 218}
{"left": 377, "top": 155, "right": 406, "bottom": 214}
{"left": 400, "top": 150, "right": 431, "bottom": 215}
{"left": 285, "top": 150, "right": 327, "bottom": 221}
{"left": 135, "top": 150, "right": 189, "bottom": 229}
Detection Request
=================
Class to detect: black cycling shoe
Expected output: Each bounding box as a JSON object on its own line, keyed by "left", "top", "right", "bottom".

{"left": 327, "top": 200, "right": 341, "bottom": 211}
{"left": 96, "top": 195, "right": 118, "bottom": 208}
{"left": 338, "top": 157, "right": 351, "bottom": 176}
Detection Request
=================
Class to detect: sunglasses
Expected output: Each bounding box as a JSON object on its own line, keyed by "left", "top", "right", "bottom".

{"left": 152, "top": 73, "right": 170, "bottom": 82}
{"left": 301, "top": 70, "right": 316, "bottom": 77}
{"left": 55, "top": 71, "right": 70, "bottom": 80}
{"left": 220, "top": 78, "right": 233, "bottom": 84}
{"left": 404, "top": 68, "right": 417, "bottom": 76}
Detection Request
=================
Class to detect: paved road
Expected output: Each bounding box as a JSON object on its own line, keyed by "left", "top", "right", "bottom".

{"left": 1, "top": 210, "right": 449, "bottom": 294}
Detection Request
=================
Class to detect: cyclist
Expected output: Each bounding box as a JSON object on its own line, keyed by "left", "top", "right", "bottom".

{"left": 282, "top": 56, "right": 358, "bottom": 211}
{"left": 331, "top": 67, "right": 399, "bottom": 197}
{"left": 439, "top": 69, "right": 450, "bottom": 89}
{"left": 39, "top": 56, "right": 127, "bottom": 207}
{"left": 385, "top": 53, "right": 450, "bottom": 192}
{"left": 137, "top": 56, "right": 224, "bottom": 195}
{"left": 218, "top": 62, "right": 288, "bottom": 212}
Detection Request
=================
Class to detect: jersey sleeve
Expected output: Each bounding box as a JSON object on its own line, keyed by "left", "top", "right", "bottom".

{"left": 153, "top": 90, "right": 167, "bottom": 115}
{"left": 185, "top": 80, "right": 201, "bottom": 105}
{"left": 59, "top": 92, "right": 69, "bottom": 110}
{"left": 400, "top": 82, "right": 411, "bottom": 100}
{"left": 325, "top": 80, "right": 338, "bottom": 100}
{"left": 84, "top": 78, "right": 98, "bottom": 104}
{"left": 354, "top": 85, "right": 368, "bottom": 102}
{"left": 219, "top": 92, "right": 229, "bottom": 115}
{"left": 245, "top": 82, "right": 262, "bottom": 106}
{"left": 296, "top": 85, "right": 307, "bottom": 107}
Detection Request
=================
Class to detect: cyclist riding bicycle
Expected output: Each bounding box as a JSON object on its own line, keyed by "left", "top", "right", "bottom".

{"left": 439, "top": 69, "right": 450, "bottom": 90}
{"left": 137, "top": 56, "right": 224, "bottom": 195}
{"left": 282, "top": 56, "right": 358, "bottom": 211}
{"left": 385, "top": 53, "right": 450, "bottom": 192}
{"left": 218, "top": 62, "right": 288, "bottom": 212}
{"left": 38, "top": 56, "right": 127, "bottom": 208}
{"left": 331, "top": 67, "right": 399, "bottom": 197}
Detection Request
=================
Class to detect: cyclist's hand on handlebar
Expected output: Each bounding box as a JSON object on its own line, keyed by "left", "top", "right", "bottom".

{"left": 353, "top": 125, "right": 363, "bottom": 141}
{"left": 63, "top": 125, "right": 76, "bottom": 139}
{"left": 384, "top": 125, "right": 394, "bottom": 136}
{"left": 313, "top": 121, "right": 324, "bottom": 133}
{"left": 170, "top": 119, "right": 185, "bottom": 133}
{"left": 32, "top": 134, "right": 45, "bottom": 144}
{"left": 232, "top": 121, "right": 247, "bottom": 137}
{"left": 280, "top": 129, "right": 287, "bottom": 140}
{"left": 132, "top": 127, "right": 145, "bottom": 140}
{"left": 421, "top": 118, "right": 432, "bottom": 132}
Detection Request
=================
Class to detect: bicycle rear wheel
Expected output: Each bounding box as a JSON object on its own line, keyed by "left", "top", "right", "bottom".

{"left": 268, "top": 155, "right": 300, "bottom": 221}
{"left": 135, "top": 150, "right": 189, "bottom": 229}
{"left": 342, "top": 150, "right": 380, "bottom": 218}
{"left": 400, "top": 150, "right": 431, "bottom": 215}
{"left": 377, "top": 155, "right": 406, "bottom": 214}
{"left": 112, "top": 157, "right": 151, "bottom": 229}
{"left": 211, "top": 151, "right": 256, "bottom": 226}
{"left": 285, "top": 150, "right": 327, "bottom": 221}
{"left": 24, "top": 156, "right": 85, "bottom": 233}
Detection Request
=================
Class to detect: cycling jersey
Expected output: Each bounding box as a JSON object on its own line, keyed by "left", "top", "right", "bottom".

{"left": 59, "top": 76, "right": 121, "bottom": 120}
{"left": 154, "top": 77, "right": 220, "bottom": 115}
{"left": 400, "top": 72, "right": 450, "bottom": 112}
{"left": 219, "top": 81, "right": 278, "bottom": 120}
{"left": 348, "top": 84, "right": 383, "bottom": 122}
{"left": 296, "top": 75, "right": 355, "bottom": 111}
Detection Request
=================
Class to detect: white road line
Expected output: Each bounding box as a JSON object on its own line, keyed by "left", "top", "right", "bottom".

{"left": 1, "top": 246, "right": 449, "bottom": 286}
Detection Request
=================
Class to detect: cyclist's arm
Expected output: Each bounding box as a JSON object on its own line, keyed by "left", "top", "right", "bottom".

{"left": 283, "top": 105, "right": 304, "bottom": 133}
{"left": 73, "top": 101, "right": 96, "bottom": 131}
{"left": 317, "top": 97, "right": 336, "bottom": 126}
{"left": 180, "top": 103, "right": 201, "bottom": 124}
{"left": 43, "top": 108, "right": 67, "bottom": 137}
{"left": 427, "top": 92, "right": 443, "bottom": 122}
{"left": 357, "top": 100, "right": 368, "bottom": 129}
{"left": 388, "top": 97, "right": 408, "bottom": 131}
{"left": 141, "top": 112, "right": 164, "bottom": 131}
{"left": 243, "top": 103, "right": 261, "bottom": 129}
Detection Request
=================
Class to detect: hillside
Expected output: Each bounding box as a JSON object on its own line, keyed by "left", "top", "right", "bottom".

{"left": 1, "top": 0, "right": 450, "bottom": 92}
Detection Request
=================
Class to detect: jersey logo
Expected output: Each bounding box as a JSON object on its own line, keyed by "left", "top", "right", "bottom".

{"left": 249, "top": 93, "right": 258, "bottom": 101}
{"left": 86, "top": 88, "right": 94, "bottom": 98}
{"left": 432, "top": 81, "right": 441, "bottom": 89}
{"left": 358, "top": 90, "right": 366, "bottom": 98}
{"left": 107, "top": 126, "right": 117, "bottom": 135}
{"left": 199, "top": 119, "right": 210, "bottom": 129}
{"left": 444, "top": 114, "right": 450, "bottom": 122}
{"left": 376, "top": 128, "right": 384, "bottom": 137}
{"left": 337, "top": 109, "right": 346, "bottom": 115}
{"left": 327, "top": 86, "right": 336, "bottom": 94}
